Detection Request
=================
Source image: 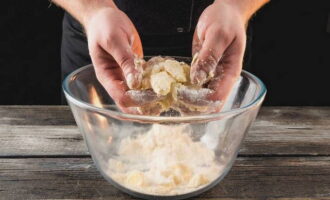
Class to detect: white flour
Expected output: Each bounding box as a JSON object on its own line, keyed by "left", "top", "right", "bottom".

{"left": 107, "top": 124, "right": 222, "bottom": 195}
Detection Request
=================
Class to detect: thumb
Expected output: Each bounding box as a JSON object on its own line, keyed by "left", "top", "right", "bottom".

{"left": 191, "top": 26, "right": 233, "bottom": 86}
{"left": 208, "top": 35, "right": 246, "bottom": 105}
{"left": 102, "top": 30, "right": 143, "bottom": 90}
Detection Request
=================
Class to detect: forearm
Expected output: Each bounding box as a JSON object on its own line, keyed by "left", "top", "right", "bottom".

{"left": 215, "top": 0, "right": 269, "bottom": 22}
{"left": 52, "top": 0, "right": 116, "bottom": 26}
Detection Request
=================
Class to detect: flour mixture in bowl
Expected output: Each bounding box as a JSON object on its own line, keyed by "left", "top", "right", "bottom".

{"left": 107, "top": 124, "right": 222, "bottom": 195}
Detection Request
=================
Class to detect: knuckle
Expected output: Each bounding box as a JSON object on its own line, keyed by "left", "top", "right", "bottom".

{"left": 119, "top": 56, "right": 134, "bottom": 73}
{"left": 103, "top": 32, "right": 118, "bottom": 50}
{"left": 95, "top": 63, "right": 108, "bottom": 71}
{"left": 104, "top": 37, "right": 115, "bottom": 50}
{"left": 212, "top": 27, "right": 232, "bottom": 45}
{"left": 119, "top": 56, "right": 131, "bottom": 68}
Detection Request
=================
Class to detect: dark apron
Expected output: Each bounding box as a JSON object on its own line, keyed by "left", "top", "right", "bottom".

{"left": 61, "top": 0, "right": 252, "bottom": 101}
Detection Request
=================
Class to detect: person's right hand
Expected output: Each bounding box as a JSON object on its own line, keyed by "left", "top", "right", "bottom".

{"left": 83, "top": 5, "right": 160, "bottom": 114}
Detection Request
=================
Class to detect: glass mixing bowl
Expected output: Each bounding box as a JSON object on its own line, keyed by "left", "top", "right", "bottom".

{"left": 63, "top": 57, "right": 266, "bottom": 200}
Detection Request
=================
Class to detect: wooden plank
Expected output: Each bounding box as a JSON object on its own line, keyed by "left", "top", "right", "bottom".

{"left": 1, "top": 106, "right": 329, "bottom": 126}
{"left": 241, "top": 126, "right": 330, "bottom": 156}
{"left": 0, "top": 125, "right": 86, "bottom": 156}
{"left": 241, "top": 107, "right": 330, "bottom": 155}
{"left": 0, "top": 106, "right": 75, "bottom": 126}
{"left": 0, "top": 106, "right": 329, "bottom": 156}
{"left": 1, "top": 157, "right": 330, "bottom": 199}
{"left": 256, "top": 107, "right": 330, "bottom": 126}
{"left": 1, "top": 124, "right": 330, "bottom": 156}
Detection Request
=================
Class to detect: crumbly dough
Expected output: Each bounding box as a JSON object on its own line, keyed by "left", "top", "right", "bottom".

{"left": 134, "top": 56, "right": 216, "bottom": 115}
{"left": 142, "top": 57, "right": 190, "bottom": 95}
{"left": 150, "top": 71, "right": 175, "bottom": 95}
{"left": 107, "top": 124, "right": 222, "bottom": 195}
{"left": 163, "top": 59, "right": 188, "bottom": 82}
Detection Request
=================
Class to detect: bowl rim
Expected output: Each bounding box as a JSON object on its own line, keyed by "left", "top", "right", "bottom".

{"left": 62, "top": 63, "right": 266, "bottom": 122}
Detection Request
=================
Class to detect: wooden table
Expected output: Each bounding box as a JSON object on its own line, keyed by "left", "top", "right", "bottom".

{"left": 1, "top": 106, "right": 330, "bottom": 199}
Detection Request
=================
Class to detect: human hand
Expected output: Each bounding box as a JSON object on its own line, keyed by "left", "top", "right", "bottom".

{"left": 184, "top": 0, "right": 248, "bottom": 113}
{"left": 83, "top": 6, "right": 160, "bottom": 113}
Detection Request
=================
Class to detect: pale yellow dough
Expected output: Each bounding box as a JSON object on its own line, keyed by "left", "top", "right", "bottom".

{"left": 150, "top": 71, "right": 175, "bottom": 95}
{"left": 145, "top": 57, "right": 190, "bottom": 96}
{"left": 163, "top": 59, "right": 187, "bottom": 83}
{"left": 135, "top": 56, "right": 202, "bottom": 114}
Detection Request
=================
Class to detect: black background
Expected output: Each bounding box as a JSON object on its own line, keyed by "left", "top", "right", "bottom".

{"left": 0, "top": 0, "right": 329, "bottom": 105}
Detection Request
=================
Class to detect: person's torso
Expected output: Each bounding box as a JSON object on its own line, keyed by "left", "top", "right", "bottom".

{"left": 65, "top": 0, "right": 213, "bottom": 56}
{"left": 113, "top": 0, "right": 213, "bottom": 36}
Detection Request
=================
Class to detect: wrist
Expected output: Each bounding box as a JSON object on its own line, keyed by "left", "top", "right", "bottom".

{"left": 213, "top": 0, "right": 268, "bottom": 23}
{"left": 81, "top": 0, "right": 117, "bottom": 28}
{"left": 53, "top": 0, "right": 118, "bottom": 28}
{"left": 214, "top": 0, "right": 250, "bottom": 23}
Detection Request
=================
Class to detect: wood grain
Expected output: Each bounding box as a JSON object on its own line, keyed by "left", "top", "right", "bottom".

{"left": 0, "top": 106, "right": 329, "bottom": 156}
{"left": 1, "top": 157, "right": 330, "bottom": 199}
{"left": 1, "top": 106, "right": 329, "bottom": 126}
{"left": 0, "top": 106, "right": 75, "bottom": 126}
{"left": 0, "top": 106, "right": 330, "bottom": 199}
{"left": 0, "top": 125, "right": 86, "bottom": 156}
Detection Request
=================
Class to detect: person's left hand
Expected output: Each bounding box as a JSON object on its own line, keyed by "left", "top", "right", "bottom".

{"left": 178, "top": 0, "right": 248, "bottom": 114}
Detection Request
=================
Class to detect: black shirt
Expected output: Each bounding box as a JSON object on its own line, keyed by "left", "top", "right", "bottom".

{"left": 61, "top": 0, "right": 251, "bottom": 79}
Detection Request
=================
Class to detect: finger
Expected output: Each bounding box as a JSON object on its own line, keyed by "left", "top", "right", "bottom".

{"left": 90, "top": 45, "right": 142, "bottom": 111}
{"left": 96, "top": 68, "right": 141, "bottom": 114}
{"left": 176, "top": 87, "right": 221, "bottom": 107}
{"left": 101, "top": 29, "right": 143, "bottom": 90}
{"left": 207, "top": 35, "right": 246, "bottom": 111}
{"left": 90, "top": 46, "right": 163, "bottom": 113}
{"left": 192, "top": 31, "right": 202, "bottom": 56}
{"left": 126, "top": 89, "right": 166, "bottom": 106}
{"left": 191, "top": 26, "right": 234, "bottom": 86}
{"left": 172, "top": 102, "right": 220, "bottom": 116}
